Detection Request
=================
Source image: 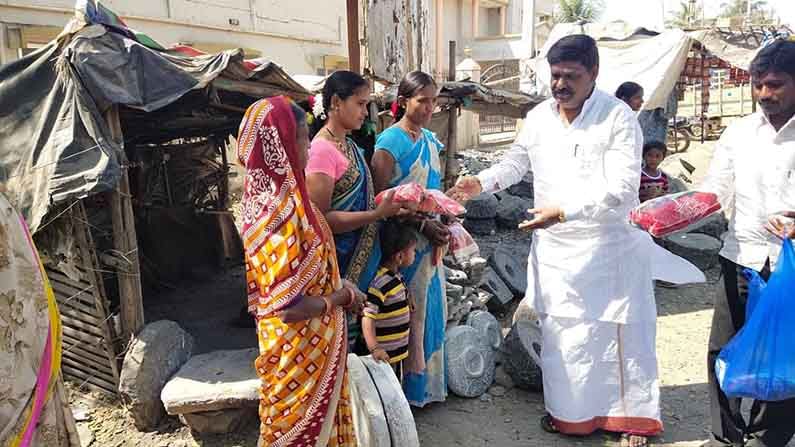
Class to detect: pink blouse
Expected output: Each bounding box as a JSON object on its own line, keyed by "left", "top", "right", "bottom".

{"left": 306, "top": 139, "right": 350, "bottom": 181}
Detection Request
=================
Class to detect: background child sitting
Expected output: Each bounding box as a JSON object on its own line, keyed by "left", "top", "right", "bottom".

{"left": 362, "top": 219, "right": 417, "bottom": 377}
{"left": 639, "top": 141, "right": 670, "bottom": 203}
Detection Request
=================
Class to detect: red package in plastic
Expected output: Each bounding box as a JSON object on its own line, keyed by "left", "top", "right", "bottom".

{"left": 448, "top": 221, "right": 479, "bottom": 263}
{"left": 376, "top": 183, "right": 466, "bottom": 216}
{"left": 630, "top": 191, "right": 721, "bottom": 238}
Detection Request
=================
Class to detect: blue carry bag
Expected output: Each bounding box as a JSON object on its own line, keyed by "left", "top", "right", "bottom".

{"left": 715, "top": 238, "right": 795, "bottom": 401}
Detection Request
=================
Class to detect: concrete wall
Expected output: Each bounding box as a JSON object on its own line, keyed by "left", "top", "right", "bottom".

{"left": 0, "top": 0, "right": 348, "bottom": 74}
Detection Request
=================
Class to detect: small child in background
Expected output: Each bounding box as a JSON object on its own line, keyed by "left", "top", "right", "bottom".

{"left": 363, "top": 219, "right": 417, "bottom": 378}
{"left": 639, "top": 141, "right": 670, "bottom": 203}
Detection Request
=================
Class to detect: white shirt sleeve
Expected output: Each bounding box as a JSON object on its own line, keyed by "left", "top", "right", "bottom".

{"left": 476, "top": 117, "right": 533, "bottom": 193}
{"left": 561, "top": 110, "right": 643, "bottom": 222}
{"left": 699, "top": 129, "right": 735, "bottom": 211}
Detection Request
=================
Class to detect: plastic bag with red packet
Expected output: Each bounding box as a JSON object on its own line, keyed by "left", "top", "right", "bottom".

{"left": 630, "top": 191, "right": 722, "bottom": 238}
{"left": 448, "top": 220, "right": 480, "bottom": 264}
{"left": 375, "top": 182, "right": 466, "bottom": 216}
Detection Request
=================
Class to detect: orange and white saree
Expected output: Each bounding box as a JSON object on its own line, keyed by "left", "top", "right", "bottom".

{"left": 237, "top": 96, "right": 355, "bottom": 447}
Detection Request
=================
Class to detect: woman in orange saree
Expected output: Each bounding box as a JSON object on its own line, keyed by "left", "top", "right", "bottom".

{"left": 237, "top": 96, "right": 364, "bottom": 447}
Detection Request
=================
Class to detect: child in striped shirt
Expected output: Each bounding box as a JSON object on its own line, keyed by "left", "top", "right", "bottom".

{"left": 639, "top": 141, "right": 670, "bottom": 203}
{"left": 363, "top": 219, "right": 417, "bottom": 377}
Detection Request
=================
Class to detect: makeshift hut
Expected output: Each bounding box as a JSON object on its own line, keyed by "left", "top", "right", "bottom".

{"left": 0, "top": 3, "right": 309, "bottom": 395}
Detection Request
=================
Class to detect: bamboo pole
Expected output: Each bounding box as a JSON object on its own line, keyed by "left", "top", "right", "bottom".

{"left": 444, "top": 40, "right": 459, "bottom": 190}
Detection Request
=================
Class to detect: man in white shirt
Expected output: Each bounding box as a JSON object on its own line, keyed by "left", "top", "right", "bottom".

{"left": 448, "top": 35, "right": 660, "bottom": 447}
{"left": 701, "top": 38, "right": 795, "bottom": 447}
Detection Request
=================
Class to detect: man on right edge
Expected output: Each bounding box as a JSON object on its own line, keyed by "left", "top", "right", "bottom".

{"left": 701, "top": 38, "right": 795, "bottom": 447}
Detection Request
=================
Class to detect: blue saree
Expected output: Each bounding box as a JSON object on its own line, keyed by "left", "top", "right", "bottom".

{"left": 375, "top": 126, "right": 447, "bottom": 407}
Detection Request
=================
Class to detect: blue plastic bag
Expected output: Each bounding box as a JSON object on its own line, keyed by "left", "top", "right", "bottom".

{"left": 742, "top": 268, "right": 767, "bottom": 322}
{"left": 715, "top": 239, "right": 795, "bottom": 401}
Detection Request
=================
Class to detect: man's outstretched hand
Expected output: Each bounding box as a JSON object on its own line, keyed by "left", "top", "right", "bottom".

{"left": 446, "top": 176, "right": 483, "bottom": 204}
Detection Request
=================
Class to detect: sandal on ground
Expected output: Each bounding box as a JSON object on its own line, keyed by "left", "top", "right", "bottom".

{"left": 620, "top": 433, "right": 649, "bottom": 447}
{"left": 539, "top": 414, "right": 559, "bottom": 434}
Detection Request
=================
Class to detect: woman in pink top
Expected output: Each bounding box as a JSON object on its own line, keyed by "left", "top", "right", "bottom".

{"left": 305, "top": 71, "right": 402, "bottom": 351}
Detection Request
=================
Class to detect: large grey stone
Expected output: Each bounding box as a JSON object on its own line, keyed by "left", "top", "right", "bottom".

{"left": 489, "top": 247, "right": 528, "bottom": 297}
{"left": 446, "top": 325, "right": 496, "bottom": 398}
{"left": 507, "top": 179, "right": 534, "bottom": 200}
{"left": 346, "top": 354, "right": 390, "bottom": 446}
{"left": 496, "top": 195, "right": 533, "bottom": 229}
{"left": 161, "top": 348, "right": 259, "bottom": 415}
{"left": 664, "top": 232, "right": 723, "bottom": 272}
{"left": 446, "top": 283, "right": 465, "bottom": 301}
{"left": 480, "top": 267, "right": 514, "bottom": 315}
{"left": 179, "top": 407, "right": 257, "bottom": 434}
{"left": 119, "top": 320, "right": 194, "bottom": 431}
{"left": 466, "top": 310, "right": 502, "bottom": 350}
{"left": 360, "top": 356, "right": 420, "bottom": 447}
{"left": 445, "top": 267, "right": 469, "bottom": 286}
{"left": 502, "top": 321, "right": 543, "bottom": 392}
{"left": 464, "top": 193, "right": 498, "bottom": 219}
{"left": 463, "top": 217, "right": 496, "bottom": 236}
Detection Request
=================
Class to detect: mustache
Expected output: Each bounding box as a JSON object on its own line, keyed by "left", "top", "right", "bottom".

{"left": 552, "top": 89, "right": 573, "bottom": 96}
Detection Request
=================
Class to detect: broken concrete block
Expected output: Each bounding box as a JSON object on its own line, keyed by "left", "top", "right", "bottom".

{"left": 489, "top": 247, "right": 528, "bottom": 297}
{"left": 480, "top": 267, "right": 514, "bottom": 315}
{"left": 446, "top": 325, "right": 496, "bottom": 398}
{"left": 161, "top": 348, "right": 259, "bottom": 415}
{"left": 496, "top": 195, "right": 534, "bottom": 229}
{"left": 465, "top": 193, "right": 498, "bottom": 219}
{"left": 346, "top": 354, "right": 390, "bottom": 446}
{"left": 463, "top": 217, "right": 496, "bottom": 236}
{"left": 462, "top": 256, "right": 487, "bottom": 286}
{"left": 360, "top": 356, "right": 420, "bottom": 447}
{"left": 445, "top": 267, "right": 469, "bottom": 285}
{"left": 502, "top": 321, "right": 543, "bottom": 392}
{"left": 119, "top": 320, "right": 194, "bottom": 431}
{"left": 179, "top": 407, "right": 256, "bottom": 434}
{"left": 446, "top": 283, "right": 465, "bottom": 301}
{"left": 466, "top": 310, "right": 502, "bottom": 351}
{"left": 664, "top": 232, "right": 722, "bottom": 272}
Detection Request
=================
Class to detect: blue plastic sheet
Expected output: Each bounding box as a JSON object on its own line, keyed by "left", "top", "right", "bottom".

{"left": 716, "top": 239, "right": 795, "bottom": 401}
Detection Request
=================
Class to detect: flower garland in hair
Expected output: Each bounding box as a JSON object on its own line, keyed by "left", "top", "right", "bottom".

{"left": 311, "top": 93, "right": 326, "bottom": 120}
{"left": 391, "top": 101, "right": 400, "bottom": 119}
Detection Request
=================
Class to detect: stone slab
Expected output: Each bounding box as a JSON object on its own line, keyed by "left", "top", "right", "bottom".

{"left": 179, "top": 407, "right": 257, "bottom": 434}
{"left": 360, "top": 356, "right": 420, "bottom": 447}
{"left": 466, "top": 310, "right": 502, "bottom": 350}
{"left": 161, "top": 348, "right": 259, "bottom": 415}
{"left": 480, "top": 267, "right": 514, "bottom": 315}
{"left": 346, "top": 354, "right": 391, "bottom": 446}
{"left": 119, "top": 320, "right": 194, "bottom": 431}
{"left": 489, "top": 247, "right": 528, "bottom": 297}
{"left": 502, "top": 321, "right": 543, "bottom": 392}
{"left": 496, "top": 195, "right": 533, "bottom": 229}
{"left": 446, "top": 325, "right": 496, "bottom": 398}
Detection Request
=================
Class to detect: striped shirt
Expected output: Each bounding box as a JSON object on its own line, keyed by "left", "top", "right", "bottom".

{"left": 364, "top": 267, "right": 410, "bottom": 364}
{"left": 639, "top": 169, "right": 669, "bottom": 203}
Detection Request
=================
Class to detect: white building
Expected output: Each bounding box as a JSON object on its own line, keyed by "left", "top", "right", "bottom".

{"left": 0, "top": 0, "right": 349, "bottom": 75}
{"left": 429, "top": 0, "right": 554, "bottom": 79}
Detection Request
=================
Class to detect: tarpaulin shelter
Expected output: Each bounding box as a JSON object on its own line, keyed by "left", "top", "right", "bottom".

{"left": 0, "top": 1, "right": 309, "bottom": 394}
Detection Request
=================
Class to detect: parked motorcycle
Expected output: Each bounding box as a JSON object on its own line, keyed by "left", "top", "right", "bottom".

{"left": 666, "top": 117, "right": 694, "bottom": 153}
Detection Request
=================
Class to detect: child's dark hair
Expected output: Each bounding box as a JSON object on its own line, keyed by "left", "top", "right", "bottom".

{"left": 615, "top": 81, "right": 643, "bottom": 103}
{"left": 380, "top": 219, "right": 417, "bottom": 262}
{"left": 643, "top": 141, "right": 667, "bottom": 156}
{"left": 394, "top": 70, "right": 437, "bottom": 121}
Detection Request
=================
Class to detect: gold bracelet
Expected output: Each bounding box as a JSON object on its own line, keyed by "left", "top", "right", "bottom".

{"left": 558, "top": 210, "right": 566, "bottom": 223}
{"left": 322, "top": 296, "right": 334, "bottom": 315}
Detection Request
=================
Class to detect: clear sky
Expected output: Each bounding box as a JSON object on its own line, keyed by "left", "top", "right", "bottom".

{"left": 601, "top": 0, "right": 795, "bottom": 31}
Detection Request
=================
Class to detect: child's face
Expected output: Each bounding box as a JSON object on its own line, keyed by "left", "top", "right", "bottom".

{"left": 644, "top": 149, "right": 665, "bottom": 170}
{"left": 397, "top": 243, "right": 417, "bottom": 268}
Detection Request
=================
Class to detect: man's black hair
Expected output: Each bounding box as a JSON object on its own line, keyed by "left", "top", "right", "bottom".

{"left": 750, "top": 39, "right": 795, "bottom": 79}
{"left": 547, "top": 34, "right": 600, "bottom": 70}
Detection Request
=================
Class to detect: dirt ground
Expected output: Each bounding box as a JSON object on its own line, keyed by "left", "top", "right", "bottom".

{"left": 66, "top": 141, "right": 793, "bottom": 446}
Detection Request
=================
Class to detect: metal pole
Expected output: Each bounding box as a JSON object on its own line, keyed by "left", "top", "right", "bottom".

{"left": 445, "top": 41, "right": 459, "bottom": 190}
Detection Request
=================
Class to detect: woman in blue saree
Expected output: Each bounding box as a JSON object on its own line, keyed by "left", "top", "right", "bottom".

{"left": 306, "top": 71, "right": 402, "bottom": 351}
{"left": 371, "top": 71, "right": 450, "bottom": 407}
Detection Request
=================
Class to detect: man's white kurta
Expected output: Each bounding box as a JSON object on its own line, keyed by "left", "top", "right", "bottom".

{"left": 478, "top": 89, "right": 656, "bottom": 325}
{"left": 477, "top": 88, "right": 661, "bottom": 434}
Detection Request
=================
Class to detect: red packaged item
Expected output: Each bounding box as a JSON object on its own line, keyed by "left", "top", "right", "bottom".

{"left": 376, "top": 183, "right": 465, "bottom": 216}
{"left": 448, "top": 220, "right": 479, "bottom": 264}
{"left": 630, "top": 191, "right": 722, "bottom": 238}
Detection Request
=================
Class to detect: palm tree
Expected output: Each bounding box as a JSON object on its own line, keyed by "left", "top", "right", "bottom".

{"left": 719, "top": 0, "right": 774, "bottom": 23}
{"left": 667, "top": 1, "right": 702, "bottom": 29}
{"left": 554, "top": 0, "right": 604, "bottom": 24}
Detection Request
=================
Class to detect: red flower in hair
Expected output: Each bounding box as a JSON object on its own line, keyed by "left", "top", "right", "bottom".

{"left": 391, "top": 101, "right": 399, "bottom": 118}
{"left": 307, "top": 95, "right": 315, "bottom": 108}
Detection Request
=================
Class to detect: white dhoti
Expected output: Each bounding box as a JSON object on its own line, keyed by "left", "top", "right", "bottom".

{"left": 540, "top": 314, "right": 662, "bottom": 435}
